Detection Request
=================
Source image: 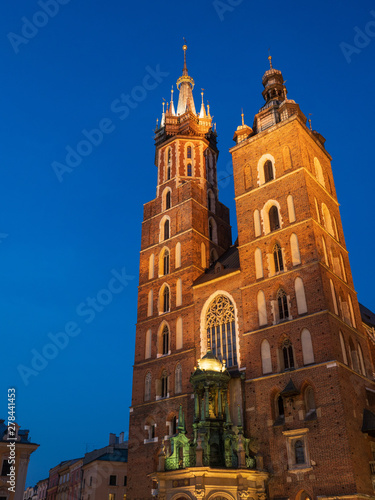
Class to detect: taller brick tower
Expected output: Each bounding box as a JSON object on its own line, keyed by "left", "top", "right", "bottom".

{"left": 127, "top": 45, "right": 232, "bottom": 499}
{"left": 127, "top": 50, "right": 375, "bottom": 500}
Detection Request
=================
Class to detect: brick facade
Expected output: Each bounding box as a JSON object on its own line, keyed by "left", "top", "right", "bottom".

{"left": 127, "top": 51, "right": 375, "bottom": 500}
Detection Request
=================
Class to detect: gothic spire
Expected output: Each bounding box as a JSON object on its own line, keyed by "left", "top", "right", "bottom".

{"left": 176, "top": 44, "right": 196, "bottom": 115}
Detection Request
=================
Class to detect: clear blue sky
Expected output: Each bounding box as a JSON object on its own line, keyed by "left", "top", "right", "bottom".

{"left": 1, "top": 0, "right": 374, "bottom": 488}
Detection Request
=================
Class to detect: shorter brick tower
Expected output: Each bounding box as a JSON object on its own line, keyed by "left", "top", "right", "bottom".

{"left": 229, "top": 55, "right": 375, "bottom": 500}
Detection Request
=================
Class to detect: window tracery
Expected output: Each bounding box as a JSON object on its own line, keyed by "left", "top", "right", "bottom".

{"left": 205, "top": 295, "right": 237, "bottom": 367}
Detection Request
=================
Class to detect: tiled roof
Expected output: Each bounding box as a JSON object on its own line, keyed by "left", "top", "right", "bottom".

{"left": 360, "top": 303, "right": 375, "bottom": 328}
{"left": 193, "top": 244, "right": 240, "bottom": 286}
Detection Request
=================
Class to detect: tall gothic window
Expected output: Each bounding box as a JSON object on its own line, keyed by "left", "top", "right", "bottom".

{"left": 167, "top": 148, "right": 171, "bottom": 180}
{"left": 277, "top": 289, "right": 289, "bottom": 321}
{"left": 282, "top": 339, "right": 294, "bottom": 370}
{"left": 162, "top": 325, "right": 169, "bottom": 354}
{"left": 161, "top": 370, "right": 168, "bottom": 398}
{"left": 264, "top": 160, "right": 274, "bottom": 182}
{"left": 273, "top": 243, "right": 284, "bottom": 272}
{"left": 187, "top": 163, "right": 192, "bottom": 176}
{"left": 163, "top": 249, "right": 170, "bottom": 275}
{"left": 205, "top": 295, "right": 237, "bottom": 367}
{"left": 164, "top": 219, "right": 170, "bottom": 240}
{"left": 166, "top": 191, "right": 171, "bottom": 210}
{"left": 187, "top": 146, "right": 192, "bottom": 159}
{"left": 163, "top": 286, "right": 170, "bottom": 313}
{"left": 269, "top": 206, "right": 280, "bottom": 232}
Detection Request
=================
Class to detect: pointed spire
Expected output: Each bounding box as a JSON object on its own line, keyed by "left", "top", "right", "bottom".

{"left": 241, "top": 108, "right": 245, "bottom": 127}
{"left": 199, "top": 89, "right": 206, "bottom": 118}
{"left": 176, "top": 44, "right": 196, "bottom": 115}
{"left": 207, "top": 101, "right": 211, "bottom": 118}
{"left": 170, "top": 86, "right": 175, "bottom": 116}
{"left": 182, "top": 41, "right": 188, "bottom": 76}
{"left": 161, "top": 100, "right": 166, "bottom": 127}
{"left": 268, "top": 48, "right": 273, "bottom": 69}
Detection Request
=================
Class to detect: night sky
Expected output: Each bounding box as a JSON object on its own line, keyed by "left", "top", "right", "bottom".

{"left": 1, "top": 0, "right": 375, "bottom": 488}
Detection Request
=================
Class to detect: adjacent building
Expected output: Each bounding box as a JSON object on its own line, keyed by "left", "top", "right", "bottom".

{"left": 0, "top": 420, "right": 38, "bottom": 500}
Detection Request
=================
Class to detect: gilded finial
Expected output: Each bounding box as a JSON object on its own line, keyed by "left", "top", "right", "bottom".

{"left": 201, "top": 88, "right": 205, "bottom": 104}
{"left": 241, "top": 108, "right": 244, "bottom": 127}
{"left": 170, "top": 85, "right": 174, "bottom": 101}
{"left": 162, "top": 100, "right": 165, "bottom": 113}
{"left": 268, "top": 48, "right": 273, "bottom": 69}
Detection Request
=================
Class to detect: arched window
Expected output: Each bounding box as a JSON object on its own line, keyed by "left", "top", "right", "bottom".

{"left": 305, "top": 386, "right": 316, "bottom": 415}
{"left": 264, "top": 160, "right": 274, "bottom": 182}
{"left": 148, "top": 253, "right": 155, "bottom": 279}
{"left": 287, "top": 195, "right": 296, "bottom": 223}
{"left": 254, "top": 209, "right": 261, "bottom": 237}
{"left": 322, "top": 203, "right": 334, "bottom": 237}
{"left": 339, "top": 331, "right": 348, "bottom": 365}
{"left": 164, "top": 219, "right": 170, "bottom": 240}
{"left": 340, "top": 254, "right": 347, "bottom": 282}
{"left": 201, "top": 243, "right": 207, "bottom": 268}
{"left": 282, "top": 338, "right": 294, "bottom": 370}
{"left": 205, "top": 295, "right": 237, "bottom": 367}
{"left": 187, "top": 146, "right": 192, "bottom": 159}
{"left": 175, "top": 242, "right": 181, "bottom": 268}
{"left": 269, "top": 206, "right": 280, "bottom": 232}
{"left": 175, "top": 363, "right": 182, "bottom": 394}
{"left": 295, "top": 440, "right": 305, "bottom": 464}
{"left": 162, "top": 286, "right": 170, "bottom": 313}
{"left": 322, "top": 237, "right": 329, "bottom": 266}
{"left": 176, "top": 316, "right": 183, "bottom": 350}
{"left": 166, "top": 148, "right": 171, "bottom": 181}
{"left": 276, "top": 394, "right": 285, "bottom": 422}
{"left": 145, "top": 372, "right": 151, "bottom": 401}
{"left": 348, "top": 294, "right": 356, "bottom": 328}
{"left": 358, "top": 344, "right": 366, "bottom": 376}
{"left": 348, "top": 338, "right": 359, "bottom": 372}
{"left": 315, "top": 197, "right": 321, "bottom": 223}
{"left": 145, "top": 329, "right": 152, "bottom": 359}
{"left": 187, "top": 163, "right": 192, "bottom": 176}
{"left": 165, "top": 191, "right": 171, "bottom": 210}
{"left": 257, "top": 290, "right": 267, "bottom": 326}
{"left": 295, "top": 277, "right": 307, "bottom": 314}
{"left": 277, "top": 289, "right": 289, "bottom": 321}
{"left": 207, "top": 190, "right": 215, "bottom": 212}
{"left": 301, "top": 328, "right": 314, "bottom": 365}
{"left": 210, "top": 248, "right": 219, "bottom": 263}
{"left": 147, "top": 290, "right": 153, "bottom": 317}
{"left": 330, "top": 279, "right": 338, "bottom": 315}
{"left": 290, "top": 233, "right": 301, "bottom": 266}
{"left": 314, "top": 157, "right": 325, "bottom": 187}
{"left": 208, "top": 218, "right": 217, "bottom": 243}
{"left": 255, "top": 247, "right": 263, "bottom": 279}
{"left": 176, "top": 278, "right": 182, "bottom": 306}
{"left": 261, "top": 339, "right": 272, "bottom": 374}
{"left": 273, "top": 243, "right": 284, "bottom": 272}
{"left": 161, "top": 370, "right": 168, "bottom": 398}
{"left": 162, "top": 325, "right": 169, "bottom": 355}
{"left": 163, "top": 249, "right": 170, "bottom": 275}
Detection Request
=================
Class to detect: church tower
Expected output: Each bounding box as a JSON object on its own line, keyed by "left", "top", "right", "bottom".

{"left": 127, "top": 49, "right": 375, "bottom": 500}
{"left": 229, "top": 56, "right": 375, "bottom": 500}
{"left": 127, "top": 45, "right": 232, "bottom": 499}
